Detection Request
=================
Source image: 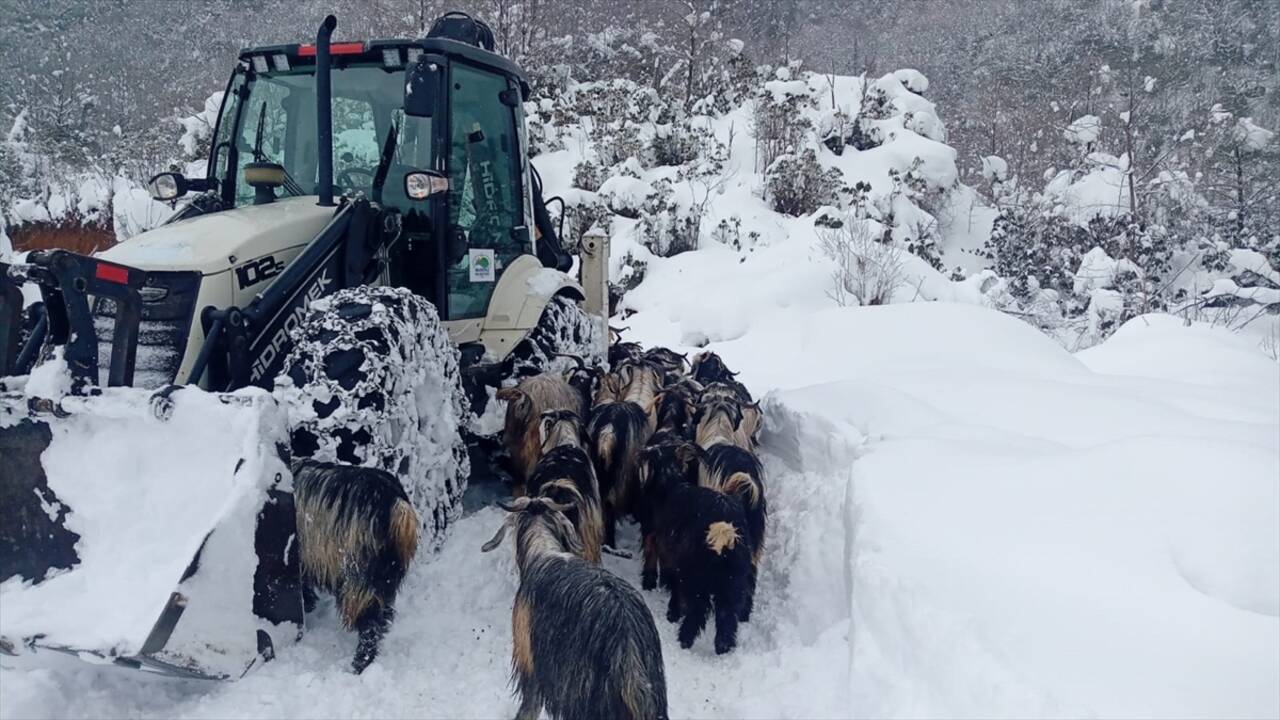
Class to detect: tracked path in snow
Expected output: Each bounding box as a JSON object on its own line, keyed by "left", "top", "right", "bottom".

{"left": 1, "top": 400, "right": 866, "bottom": 720}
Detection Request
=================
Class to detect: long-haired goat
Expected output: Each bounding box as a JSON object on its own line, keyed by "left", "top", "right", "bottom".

{"left": 586, "top": 400, "right": 653, "bottom": 546}
{"left": 527, "top": 410, "right": 604, "bottom": 564}
{"left": 497, "top": 374, "right": 584, "bottom": 493}
{"left": 642, "top": 346, "right": 688, "bottom": 382}
{"left": 652, "top": 480, "right": 753, "bottom": 654}
{"left": 291, "top": 459, "right": 418, "bottom": 673}
{"left": 608, "top": 340, "right": 645, "bottom": 368}
{"left": 698, "top": 443, "right": 767, "bottom": 622}
{"left": 690, "top": 351, "right": 738, "bottom": 387}
{"left": 652, "top": 383, "right": 699, "bottom": 439}
{"left": 693, "top": 398, "right": 752, "bottom": 450}
{"left": 483, "top": 497, "right": 669, "bottom": 720}
{"left": 636, "top": 441, "right": 701, "bottom": 591}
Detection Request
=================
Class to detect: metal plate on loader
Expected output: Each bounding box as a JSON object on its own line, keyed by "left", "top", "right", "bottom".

{"left": 0, "top": 387, "right": 302, "bottom": 679}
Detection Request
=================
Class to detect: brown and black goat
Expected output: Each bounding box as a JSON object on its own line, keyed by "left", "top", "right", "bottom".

{"left": 483, "top": 497, "right": 669, "bottom": 720}
{"left": 586, "top": 399, "right": 653, "bottom": 547}
{"left": 526, "top": 409, "right": 604, "bottom": 564}
{"left": 497, "top": 374, "right": 584, "bottom": 494}
{"left": 642, "top": 346, "right": 688, "bottom": 382}
{"left": 291, "top": 459, "right": 419, "bottom": 673}
{"left": 637, "top": 444, "right": 754, "bottom": 655}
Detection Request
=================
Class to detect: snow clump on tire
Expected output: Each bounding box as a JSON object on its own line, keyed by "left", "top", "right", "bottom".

{"left": 274, "top": 285, "right": 470, "bottom": 552}
{"left": 508, "top": 294, "right": 607, "bottom": 379}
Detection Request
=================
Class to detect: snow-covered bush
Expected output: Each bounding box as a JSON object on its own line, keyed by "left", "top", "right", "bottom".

{"left": 751, "top": 67, "right": 814, "bottom": 172}
{"left": 764, "top": 148, "right": 842, "bottom": 217}
{"left": 820, "top": 219, "right": 905, "bottom": 306}
{"left": 638, "top": 179, "right": 701, "bottom": 257}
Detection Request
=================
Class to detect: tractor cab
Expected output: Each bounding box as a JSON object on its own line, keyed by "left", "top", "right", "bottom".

{"left": 153, "top": 13, "right": 568, "bottom": 326}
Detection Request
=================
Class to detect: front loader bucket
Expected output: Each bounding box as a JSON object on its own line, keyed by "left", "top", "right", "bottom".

{"left": 0, "top": 385, "right": 303, "bottom": 679}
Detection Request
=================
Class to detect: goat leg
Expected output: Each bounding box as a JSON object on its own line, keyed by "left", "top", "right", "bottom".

{"left": 351, "top": 603, "right": 394, "bottom": 674}
{"left": 302, "top": 582, "right": 320, "bottom": 614}
{"left": 678, "top": 589, "right": 711, "bottom": 649}
{"left": 666, "top": 576, "right": 684, "bottom": 623}
{"left": 713, "top": 590, "right": 739, "bottom": 655}
{"left": 641, "top": 533, "right": 658, "bottom": 590}
{"left": 738, "top": 566, "right": 756, "bottom": 623}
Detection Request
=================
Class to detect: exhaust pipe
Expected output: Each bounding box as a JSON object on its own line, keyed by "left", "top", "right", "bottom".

{"left": 315, "top": 15, "right": 337, "bottom": 208}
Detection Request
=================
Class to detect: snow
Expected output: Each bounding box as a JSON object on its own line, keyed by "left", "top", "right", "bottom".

{"left": 1063, "top": 114, "right": 1101, "bottom": 146}
{"left": 892, "top": 69, "right": 929, "bottom": 95}
{"left": 1233, "top": 117, "right": 1274, "bottom": 151}
{"left": 981, "top": 155, "right": 1008, "bottom": 182}
{"left": 0, "top": 387, "right": 290, "bottom": 675}
{"left": 4, "top": 301, "right": 1276, "bottom": 718}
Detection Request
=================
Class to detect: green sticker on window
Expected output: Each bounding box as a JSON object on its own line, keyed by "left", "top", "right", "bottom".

{"left": 469, "top": 248, "right": 495, "bottom": 282}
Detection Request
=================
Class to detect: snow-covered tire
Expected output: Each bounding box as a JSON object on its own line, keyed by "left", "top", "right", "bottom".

{"left": 507, "top": 294, "right": 606, "bottom": 378}
{"left": 274, "top": 286, "right": 470, "bottom": 551}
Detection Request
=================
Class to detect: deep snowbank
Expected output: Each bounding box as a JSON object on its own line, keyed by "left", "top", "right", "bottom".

{"left": 3, "top": 303, "right": 1275, "bottom": 719}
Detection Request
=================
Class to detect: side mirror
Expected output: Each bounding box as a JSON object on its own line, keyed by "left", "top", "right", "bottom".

{"left": 405, "top": 170, "right": 449, "bottom": 200}
{"left": 146, "top": 172, "right": 212, "bottom": 202}
{"left": 404, "top": 55, "right": 443, "bottom": 117}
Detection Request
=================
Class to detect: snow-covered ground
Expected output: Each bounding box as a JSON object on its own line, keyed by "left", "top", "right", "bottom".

{"left": 3, "top": 302, "right": 1276, "bottom": 719}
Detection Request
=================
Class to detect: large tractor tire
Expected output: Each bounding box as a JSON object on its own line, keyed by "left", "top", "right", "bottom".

{"left": 507, "top": 293, "right": 606, "bottom": 379}
{"left": 275, "top": 286, "right": 470, "bottom": 551}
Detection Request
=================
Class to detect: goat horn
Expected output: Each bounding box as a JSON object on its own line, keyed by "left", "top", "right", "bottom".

{"left": 553, "top": 352, "right": 588, "bottom": 371}
{"left": 498, "top": 497, "right": 532, "bottom": 513}
{"left": 481, "top": 517, "right": 512, "bottom": 552}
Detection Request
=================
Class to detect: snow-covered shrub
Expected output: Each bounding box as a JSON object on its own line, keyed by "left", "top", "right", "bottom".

{"left": 820, "top": 219, "right": 905, "bottom": 307}
{"left": 638, "top": 179, "right": 700, "bottom": 257}
{"left": 572, "top": 159, "right": 603, "bottom": 192}
{"left": 764, "top": 148, "right": 843, "bottom": 217}
{"left": 751, "top": 70, "right": 814, "bottom": 172}
{"left": 563, "top": 197, "right": 613, "bottom": 252}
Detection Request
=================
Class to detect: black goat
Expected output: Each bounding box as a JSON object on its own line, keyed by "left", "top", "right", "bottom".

{"left": 652, "top": 481, "right": 753, "bottom": 655}
{"left": 690, "top": 351, "right": 738, "bottom": 387}
{"left": 636, "top": 441, "right": 701, "bottom": 591}
{"left": 291, "top": 459, "right": 418, "bottom": 673}
{"left": 699, "top": 443, "right": 767, "bottom": 622}
{"left": 483, "top": 497, "right": 669, "bottom": 720}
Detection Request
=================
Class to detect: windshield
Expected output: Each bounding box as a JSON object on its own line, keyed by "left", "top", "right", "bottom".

{"left": 211, "top": 63, "right": 433, "bottom": 208}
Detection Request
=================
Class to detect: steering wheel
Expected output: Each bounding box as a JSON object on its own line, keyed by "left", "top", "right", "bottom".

{"left": 337, "top": 167, "right": 376, "bottom": 190}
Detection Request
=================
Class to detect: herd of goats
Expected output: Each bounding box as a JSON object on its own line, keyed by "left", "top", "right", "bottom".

{"left": 288, "top": 337, "right": 766, "bottom": 720}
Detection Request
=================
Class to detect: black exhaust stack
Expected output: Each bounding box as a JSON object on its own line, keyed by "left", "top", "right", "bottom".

{"left": 315, "top": 15, "right": 337, "bottom": 207}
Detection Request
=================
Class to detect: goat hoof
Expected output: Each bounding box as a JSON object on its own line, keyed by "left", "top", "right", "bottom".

{"left": 642, "top": 574, "right": 657, "bottom": 591}
{"left": 666, "top": 608, "right": 681, "bottom": 623}
{"left": 679, "top": 636, "right": 695, "bottom": 650}
{"left": 715, "top": 640, "right": 734, "bottom": 655}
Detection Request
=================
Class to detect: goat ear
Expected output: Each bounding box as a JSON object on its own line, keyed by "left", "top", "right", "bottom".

{"left": 538, "top": 414, "right": 555, "bottom": 444}
{"left": 481, "top": 518, "right": 510, "bottom": 552}
{"left": 675, "top": 443, "right": 701, "bottom": 470}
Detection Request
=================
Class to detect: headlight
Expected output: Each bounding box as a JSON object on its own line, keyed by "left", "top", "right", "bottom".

{"left": 405, "top": 171, "right": 449, "bottom": 200}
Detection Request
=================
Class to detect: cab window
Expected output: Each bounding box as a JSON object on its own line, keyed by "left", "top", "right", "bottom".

{"left": 445, "top": 63, "right": 528, "bottom": 320}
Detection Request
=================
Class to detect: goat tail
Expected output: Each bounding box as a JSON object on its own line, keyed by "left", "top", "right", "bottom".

{"left": 705, "top": 521, "right": 741, "bottom": 555}
{"left": 389, "top": 498, "right": 420, "bottom": 569}
{"left": 596, "top": 425, "right": 618, "bottom": 471}
{"left": 614, "top": 634, "right": 668, "bottom": 720}
{"left": 721, "top": 471, "right": 761, "bottom": 508}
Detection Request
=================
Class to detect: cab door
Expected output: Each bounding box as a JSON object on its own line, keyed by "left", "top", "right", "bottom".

{"left": 443, "top": 63, "right": 531, "bottom": 320}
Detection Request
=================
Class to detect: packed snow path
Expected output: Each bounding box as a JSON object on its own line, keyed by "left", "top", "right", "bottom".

{"left": 3, "top": 304, "right": 1277, "bottom": 719}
